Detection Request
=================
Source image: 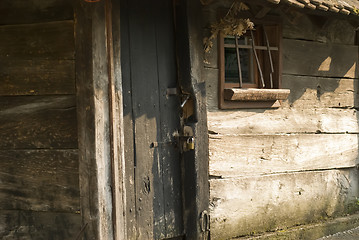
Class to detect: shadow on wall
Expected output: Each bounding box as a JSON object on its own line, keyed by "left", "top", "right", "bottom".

{"left": 282, "top": 14, "right": 359, "bottom": 108}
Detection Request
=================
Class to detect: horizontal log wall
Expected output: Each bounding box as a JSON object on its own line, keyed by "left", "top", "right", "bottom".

{"left": 0, "top": 0, "right": 80, "bottom": 239}
{"left": 204, "top": 4, "right": 359, "bottom": 239}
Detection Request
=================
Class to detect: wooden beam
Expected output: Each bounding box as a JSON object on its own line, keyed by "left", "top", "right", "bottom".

{"left": 209, "top": 134, "right": 359, "bottom": 178}
{"left": 0, "top": 21, "right": 74, "bottom": 60}
{"left": 175, "top": 0, "right": 210, "bottom": 238}
{"left": 208, "top": 108, "right": 359, "bottom": 135}
{"left": 0, "top": 210, "right": 81, "bottom": 239}
{"left": 223, "top": 88, "right": 290, "bottom": 101}
{"left": 210, "top": 169, "right": 359, "bottom": 239}
{"left": 106, "top": 0, "right": 127, "bottom": 239}
{"left": 0, "top": 0, "right": 73, "bottom": 25}
{"left": 74, "top": 0, "right": 124, "bottom": 239}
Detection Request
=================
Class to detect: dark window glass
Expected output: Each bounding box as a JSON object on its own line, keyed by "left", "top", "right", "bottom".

{"left": 224, "top": 46, "right": 253, "bottom": 84}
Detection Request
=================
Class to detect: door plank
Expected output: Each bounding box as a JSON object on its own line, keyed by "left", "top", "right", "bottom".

{"left": 127, "top": 0, "right": 165, "bottom": 238}
{"left": 155, "top": 0, "right": 183, "bottom": 237}
{"left": 119, "top": 0, "right": 137, "bottom": 236}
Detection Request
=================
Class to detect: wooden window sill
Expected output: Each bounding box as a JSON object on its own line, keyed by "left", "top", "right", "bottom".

{"left": 224, "top": 88, "right": 290, "bottom": 101}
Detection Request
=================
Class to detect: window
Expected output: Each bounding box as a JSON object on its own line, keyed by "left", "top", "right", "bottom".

{"left": 218, "top": 21, "right": 290, "bottom": 109}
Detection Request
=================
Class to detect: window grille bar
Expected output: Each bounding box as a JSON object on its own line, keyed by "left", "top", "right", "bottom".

{"left": 235, "top": 36, "right": 243, "bottom": 88}
{"left": 250, "top": 29, "right": 265, "bottom": 88}
{"left": 264, "top": 28, "right": 274, "bottom": 89}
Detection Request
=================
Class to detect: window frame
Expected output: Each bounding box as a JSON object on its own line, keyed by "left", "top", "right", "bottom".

{"left": 218, "top": 18, "right": 288, "bottom": 109}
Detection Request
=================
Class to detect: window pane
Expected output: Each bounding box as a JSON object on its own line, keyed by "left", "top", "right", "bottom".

{"left": 224, "top": 36, "right": 246, "bottom": 45}
{"left": 224, "top": 47, "right": 254, "bottom": 84}
{"left": 224, "top": 48, "right": 239, "bottom": 83}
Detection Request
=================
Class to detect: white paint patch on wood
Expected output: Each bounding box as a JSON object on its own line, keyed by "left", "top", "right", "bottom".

{"left": 208, "top": 108, "right": 359, "bottom": 135}
{"left": 282, "top": 75, "right": 359, "bottom": 109}
{"left": 282, "top": 39, "right": 358, "bottom": 78}
{"left": 210, "top": 169, "right": 359, "bottom": 239}
{"left": 209, "top": 134, "right": 359, "bottom": 178}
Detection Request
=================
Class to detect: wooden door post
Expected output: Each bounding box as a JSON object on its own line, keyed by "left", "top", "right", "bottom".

{"left": 175, "top": 0, "right": 210, "bottom": 239}
{"left": 75, "top": 0, "right": 126, "bottom": 239}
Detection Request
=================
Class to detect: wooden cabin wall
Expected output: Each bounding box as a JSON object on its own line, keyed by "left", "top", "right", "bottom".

{"left": 0, "top": 0, "right": 81, "bottom": 238}
{"left": 203, "top": 4, "right": 359, "bottom": 240}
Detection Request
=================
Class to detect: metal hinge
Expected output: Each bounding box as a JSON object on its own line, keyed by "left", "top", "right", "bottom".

{"left": 200, "top": 210, "right": 210, "bottom": 240}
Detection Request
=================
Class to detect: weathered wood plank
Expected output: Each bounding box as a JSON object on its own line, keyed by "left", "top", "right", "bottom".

{"left": 0, "top": 150, "right": 79, "bottom": 212}
{"left": 177, "top": 0, "right": 210, "bottom": 238}
{"left": 224, "top": 88, "right": 290, "bottom": 101}
{"left": 0, "top": 95, "right": 77, "bottom": 149}
{"left": 282, "top": 74, "right": 359, "bottom": 108}
{"left": 0, "top": 210, "right": 81, "bottom": 240}
{"left": 0, "top": 20, "right": 74, "bottom": 60}
{"left": 0, "top": 0, "right": 73, "bottom": 25}
{"left": 282, "top": 39, "right": 358, "bottom": 78}
{"left": 108, "top": 0, "right": 127, "bottom": 238}
{"left": 209, "top": 134, "right": 359, "bottom": 177}
{"left": 75, "top": 1, "right": 114, "bottom": 239}
{"left": 210, "top": 169, "right": 359, "bottom": 239}
{"left": 204, "top": 67, "right": 219, "bottom": 111}
{"left": 119, "top": 0, "right": 137, "bottom": 236}
{"left": 127, "top": 0, "right": 164, "bottom": 237}
{"left": 208, "top": 108, "right": 359, "bottom": 135}
{"left": 282, "top": 14, "right": 356, "bottom": 45}
{"left": 155, "top": 0, "right": 183, "bottom": 237}
{"left": 0, "top": 59, "right": 75, "bottom": 96}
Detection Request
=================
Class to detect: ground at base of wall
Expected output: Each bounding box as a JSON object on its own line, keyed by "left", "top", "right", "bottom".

{"left": 233, "top": 212, "right": 359, "bottom": 240}
{"left": 317, "top": 226, "right": 359, "bottom": 240}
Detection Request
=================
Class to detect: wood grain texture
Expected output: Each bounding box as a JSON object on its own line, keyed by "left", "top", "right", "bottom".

{"left": 282, "top": 74, "right": 359, "bottom": 108}
{"left": 282, "top": 14, "right": 356, "bottom": 45}
{"left": 208, "top": 108, "right": 359, "bottom": 135}
{"left": 0, "top": 95, "right": 77, "bottom": 149}
{"left": 119, "top": 0, "right": 137, "bottom": 236}
{"left": 75, "top": 1, "right": 114, "bottom": 239}
{"left": 0, "top": 210, "right": 80, "bottom": 240}
{"left": 210, "top": 169, "right": 359, "bottom": 239}
{"left": 209, "top": 134, "right": 359, "bottom": 177}
{"left": 126, "top": 0, "right": 161, "bottom": 237}
{"left": 121, "top": 0, "right": 184, "bottom": 238}
{"left": 0, "top": 150, "right": 79, "bottom": 212}
{"left": 0, "top": 20, "right": 74, "bottom": 60}
{"left": 282, "top": 39, "right": 358, "bottom": 78}
{"left": 0, "top": 59, "right": 75, "bottom": 96}
{"left": 224, "top": 88, "right": 290, "bottom": 101}
{"left": 177, "top": 0, "right": 210, "bottom": 238}
{"left": 0, "top": 0, "right": 73, "bottom": 25}
{"left": 154, "top": 0, "right": 183, "bottom": 236}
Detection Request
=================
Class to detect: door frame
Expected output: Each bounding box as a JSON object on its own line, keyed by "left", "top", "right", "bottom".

{"left": 74, "top": 0, "right": 209, "bottom": 239}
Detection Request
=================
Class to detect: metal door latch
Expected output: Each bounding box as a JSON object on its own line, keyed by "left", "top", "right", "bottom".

{"left": 171, "top": 126, "right": 195, "bottom": 152}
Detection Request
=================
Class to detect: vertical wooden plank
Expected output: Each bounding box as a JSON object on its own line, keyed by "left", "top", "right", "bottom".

{"left": 175, "top": 0, "right": 210, "bottom": 239}
{"left": 119, "top": 0, "right": 137, "bottom": 237}
{"left": 155, "top": 0, "right": 184, "bottom": 237}
{"left": 105, "top": 0, "right": 126, "bottom": 239}
{"left": 126, "top": 0, "right": 165, "bottom": 238}
{"left": 74, "top": 1, "right": 114, "bottom": 239}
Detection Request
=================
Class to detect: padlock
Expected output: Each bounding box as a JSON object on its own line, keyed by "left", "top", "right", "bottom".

{"left": 186, "top": 137, "right": 195, "bottom": 150}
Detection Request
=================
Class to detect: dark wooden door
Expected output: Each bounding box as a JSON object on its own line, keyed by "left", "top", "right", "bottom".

{"left": 120, "top": 0, "right": 183, "bottom": 239}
